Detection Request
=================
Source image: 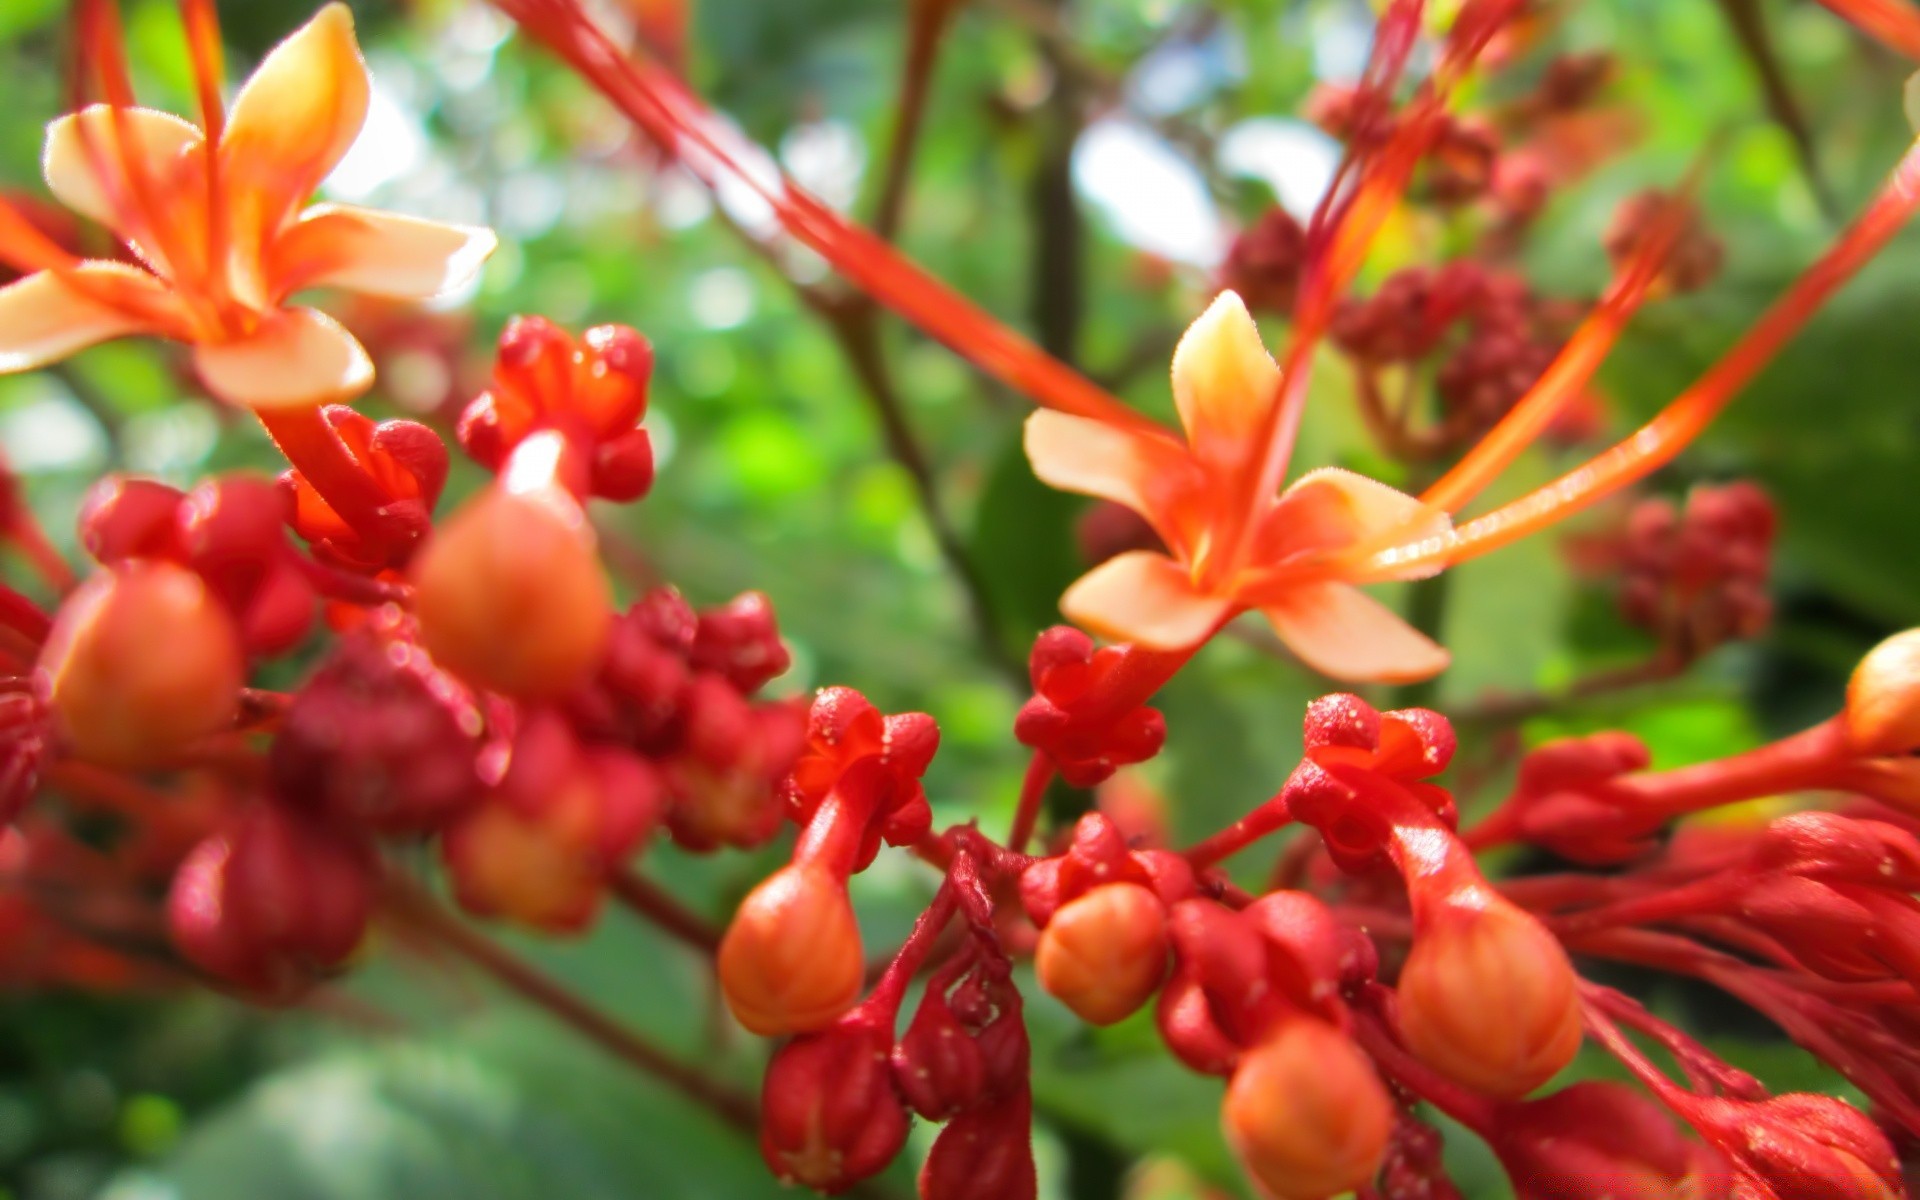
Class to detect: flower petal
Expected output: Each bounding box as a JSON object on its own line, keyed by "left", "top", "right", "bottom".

{"left": 192, "top": 307, "right": 372, "bottom": 410}
{"left": 1024, "top": 410, "right": 1205, "bottom": 551}
{"left": 1061, "top": 551, "right": 1234, "bottom": 650}
{"left": 1170, "top": 290, "right": 1280, "bottom": 473}
{"left": 0, "top": 266, "right": 172, "bottom": 372}
{"left": 268, "top": 204, "right": 497, "bottom": 301}
{"left": 219, "top": 3, "right": 371, "bottom": 307}
{"left": 1261, "top": 583, "right": 1450, "bottom": 684}
{"left": 1258, "top": 466, "right": 1452, "bottom": 578}
{"left": 42, "top": 106, "right": 206, "bottom": 233}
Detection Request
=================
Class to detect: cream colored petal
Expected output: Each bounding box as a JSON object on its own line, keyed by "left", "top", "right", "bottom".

{"left": 1024, "top": 409, "right": 1203, "bottom": 550}
{"left": 1263, "top": 466, "right": 1452, "bottom": 578}
{"left": 1169, "top": 290, "right": 1281, "bottom": 472}
{"left": 219, "top": 3, "right": 371, "bottom": 307}
{"left": 0, "top": 266, "right": 171, "bottom": 373}
{"left": 269, "top": 204, "right": 497, "bottom": 301}
{"left": 1061, "top": 551, "right": 1234, "bottom": 650}
{"left": 42, "top": 106, "right": 206, "bottom": 232}
{"left": 1261, "top": 583, "right": 1450, "bottom": 684}
{"left": 192, "top": 307, "right": 372, "bottom": 410}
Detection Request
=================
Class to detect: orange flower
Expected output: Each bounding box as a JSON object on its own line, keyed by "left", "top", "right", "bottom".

{"left": 0, "top": 4, "right": 495, "bottom": 410}
{"left": 1026, "top": 291, "right": 1453, "bottom": 683}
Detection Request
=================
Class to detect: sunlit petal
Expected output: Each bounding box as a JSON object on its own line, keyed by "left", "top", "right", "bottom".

{"left": 1170, "top": 290, "right": 1280, "bottom": 472}
{"left": 0, "top": 266, "right": 172, "bottom": 372}
{"left": 1261, "top": 467, "right": 1451, "bottom": 577}
{"left": 1061, "top": 551, "right": 1234, "bottom": 650}
{"left": 269, "top": 204, "right": 497, "bottom": 301}
{"left": 192, "top": 307, "right": 373, "bottom": 410}
{"left": 220, "top": 3, "right": 371, "bottom": 307}
{"left": 1261, "top": 583, "right": 1449, "bottom": 684}
{"left": 42, "top": 106, "right": 205, "bottom": 234}
{"left": 1024, "top": 410, "right": 1205, "bottom": 552}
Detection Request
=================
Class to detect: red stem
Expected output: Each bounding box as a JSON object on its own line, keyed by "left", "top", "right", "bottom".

{"left": 1006, "top": 752, "right": 1053, "bottom": 855}
{"left": 1184, "top": 790, "right": 1292, "bottom": 869}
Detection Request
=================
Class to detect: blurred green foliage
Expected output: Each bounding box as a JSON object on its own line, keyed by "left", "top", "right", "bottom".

{"left": 1, "top": 0, "right": 1918, "bottom": 1195}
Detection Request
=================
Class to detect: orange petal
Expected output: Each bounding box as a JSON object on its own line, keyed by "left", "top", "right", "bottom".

{"left": 269, "top": 203, "right": 497, "bottom": 301}
{"left": 1170, "top": 290, "right": 1280, "bottom": 473}
{"left": 1061, "top": 551, "right": 1234, "bottom": 650}
{"left": 1261, "top": 583, "right": 1449, "bottom": 684}
{"left": 42, "top": 106, "right": 205, "bottom": 233}
{"left": 1024, "top": 410, "right": 1204, "bottom": 551}
{"left": 1262, "top": 467, "right": 1451, "bottom": 578}
{"left": 219, "top": 3, "right": 370, "bottom": 308}
{"left": 0, "top": 266, "right": 170, "bottom": 372}
{"left": 192, "top": 307, "right": 372, "bottom": 410}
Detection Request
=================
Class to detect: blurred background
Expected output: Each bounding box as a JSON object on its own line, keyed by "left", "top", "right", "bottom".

{"left": 1, "top": 0, "right": 1918, "bottom": 1195}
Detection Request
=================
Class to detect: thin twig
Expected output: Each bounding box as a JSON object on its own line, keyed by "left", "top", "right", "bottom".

{"left": 607, "top": 866, "right": 722, "bottom": 955}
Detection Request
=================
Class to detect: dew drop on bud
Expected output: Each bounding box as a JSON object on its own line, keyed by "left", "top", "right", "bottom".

{"left": 1035, "top": 881, "right": 1170, "bottom": 1026}
{"left": 412, "top": 484, "right": 611, "bottom": 698}
{"left": 718, "top": 864, "right": 864, "bottom": 1036}
{"left": 41, "top": 561, "right": 245, "bottom": 767}
{"left": 1222, "top": 1018, "right": 1395, "bottom": 1200}
{"left": 1846, "top": 628, "right": 1920, "bottom": 756}
{"left": 1396, "top": 901, "right": 1582, "bottom": 1098}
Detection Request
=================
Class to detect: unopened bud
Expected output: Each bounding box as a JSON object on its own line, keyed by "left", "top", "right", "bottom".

{"left": 1035, "top": 881, "right": 1169, "bottom": 1026}
{"left": 412, "top": 484, "right": 612, "bottom": 697}
{"left": 1396, "top": 902, "right": 1581, "bottom": 1097}
{"left": 1692, "top": 1093, "right": 1901, "bottom": 1200}
{"left": 760, "top": 1018, "right": 909, "bottom": 1193}
{"left": 1222, "top": 1018, "right": 1394, "bottom": 1200}
{"left": 41, "top": 562, "right": 245, "bottom": 767}
{"left": 1495, "top": 1082, "right": 1729, "bottom": 1199}
{"left": 1848, "top": 629, "right": 1920, "bottom": 756}
{"left": 167, "top": 801, "right": 377, "bottom": 1001}
{"left": 920, "top": 1089, "right": 1038, "bottom": 1200}
{"left": 719, "top": 864, "right": 864, "bottom": 1036}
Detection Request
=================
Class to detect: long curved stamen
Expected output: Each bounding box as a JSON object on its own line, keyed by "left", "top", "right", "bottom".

{"left": 1815, "top": 0, "right": 1920, "bottom": 58}
{"left": 1227, "top": 0, "right": 1523, "bottom": 575}
{"left": 178, "top": 0, "right": 228, "bottom": 298}
{"left": 72, "top": 0, "right": 183, "bottom": 277}
{"left": 1347, "top": 134, "right": 1920, "bottom": 581}
{"left": 492, "top": 0, "right": 1163, "bottom": 437}
{"left": 1417, "top": 163, "right": 1713, "bottom": 515}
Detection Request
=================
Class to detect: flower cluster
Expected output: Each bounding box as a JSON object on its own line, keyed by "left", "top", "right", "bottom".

{"left": 5, "top": 0, "right": 1920, "bottom": 1197}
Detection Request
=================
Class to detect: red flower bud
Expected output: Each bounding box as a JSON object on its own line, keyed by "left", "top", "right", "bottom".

{"left": 920, "top": 1088, "right": 1038, "bottom": 1200}
{"left": 1220, "top": 209, "right": 1306, "bottom": 315}
{"left": 1687, "top": 1093, "right": 1902, "bottom": 1200}
{"left": 271, "top": 628, "right": 485, "bottom": 834}
{"left": 1020, "top": 812, "right": 1194, "bottom": 927}
{"left": 40, "top": 562, "right": 245, "bottom": 767}
{"left": 1015, "top": 628, "right": 1166, "bottom": 787}
{"left": 760, "top": 1016, "right": 910, "bottom": 1193}
{"left": 690, "top": 591, "right": 791, "bottom": 694}
{"left": 718, "top": 864, "right": 864, "bottom": 1035}
{"left": 784, "top": 688, "right": 938, "bottom": 870}
{"left": 1222, "top": 1018, "right": 1394, "bottom": 1200}
{"left": 1035, "top": 881, "right": 1169, "bottom": 1026}
{"left": 412, "top": 483, "right": 612, "bottom": 698}
{"left": 1494, "top": 1082, "right": 1730, "bottom": 1199}
{"left": 893, "top": 979, "right": 989, "bottom": 1119}
{"left": 78, "top": 477, "right": 186, "bottom": 562}
{"left": 1396, "top": 901, "right": 1582, "bottom": 1097}
{"left": 168, "top": 801, "right": 377, "bottom": 1001}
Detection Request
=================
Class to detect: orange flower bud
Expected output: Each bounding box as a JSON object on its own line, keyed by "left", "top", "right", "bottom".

{"left": 1396, "top": 901, "right": 1582, "bottom": 1098}
{"left": 1222, "top": 1018, "right": 1394, "bottom": 1200}
{"left": 718, "top": 864, "right": 864, "bottom": 1036}
{"left": 412, "top": 483, "right": 611, "bottom": 697}
{"left": 40, "top": 562, "right": 245, "bottom": 767}
{"left": 1035, "top": 881, "right": 1170, "bottom": 1025}
{"left": 1846, "top": 629, "right": 1920, "bottom": 756}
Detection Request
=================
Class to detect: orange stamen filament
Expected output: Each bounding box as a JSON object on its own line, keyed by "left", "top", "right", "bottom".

{"left": 493, "top": 0, "right": 1163, "bottom": 437}
{"left": 178, "top": 0, "right": 228, "bottom": 290}
{"left": 1346, "top": 133, "right": 1920, "bottom": 582}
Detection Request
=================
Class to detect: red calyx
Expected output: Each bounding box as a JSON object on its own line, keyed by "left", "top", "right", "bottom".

{"left": 784, "top": 686, "right": 939, "bottom": 873}
{"left": 1284, "top": 693, "right": 1456, "bottom": 873}
{"left": 79, "top": 474, "right": 317, "bottom": 657}
{"left": 918, "top": 1087, "right": 1038, "bottom": 1200}
{"left": 280, "top": 407, "right": 448, "bottom": 572}
{"left": 1018, "top": 812, "right": 1194, "bottom": 928}
{"left": 1492, "top": 1082, "right": 1731, "bottom": 1199}
{"left": 457, "top": 316, "right": 656, "bottom": 502}
{"left": 1014, "top": 627, "right": 1167, "bottom": 788}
